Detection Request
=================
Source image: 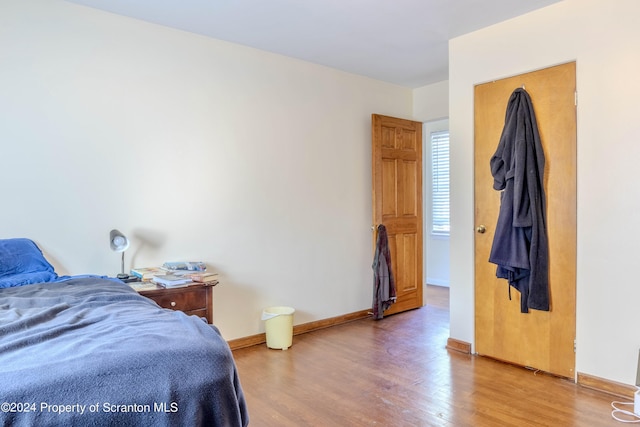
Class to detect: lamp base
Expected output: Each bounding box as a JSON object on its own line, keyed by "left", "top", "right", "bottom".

{"left": 117, "top": 273, "right": 139, "bottom": 283}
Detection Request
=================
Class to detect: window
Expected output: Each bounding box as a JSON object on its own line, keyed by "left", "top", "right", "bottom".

{"left": 431, "top": 130, "right": 450, "bottom": 235}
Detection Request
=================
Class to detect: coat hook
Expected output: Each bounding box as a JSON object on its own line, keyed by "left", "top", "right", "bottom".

{"left": 522, "top": 84, "right": 526, "bottom": 90}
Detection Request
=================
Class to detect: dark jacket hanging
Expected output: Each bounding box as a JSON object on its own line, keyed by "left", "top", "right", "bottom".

{"left": 488, "top": 88, "right": 549, "bottom": 313}
{"left": 372, "top": 224, "right": 396, "bottom": 320}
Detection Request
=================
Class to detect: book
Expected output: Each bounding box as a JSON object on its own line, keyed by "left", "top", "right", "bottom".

{"left": 187, "top": 272, "right": 219, "bottom": 283}
{"left": 157, "top": 282, "right": 194, "bottom": 289}
{"left": 128, "top": 281, "right": 159, "bottom": 292}
{"left": 130, "top": 267, "right": 166, "bottom": 281}
{"left": 162, "top": 261, "right": 207, "bottom": 272}
{"left": 152, "top": 274, "right": 193, "bottom": 287}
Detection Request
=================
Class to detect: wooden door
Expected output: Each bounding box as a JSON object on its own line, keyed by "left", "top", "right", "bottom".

{"left": 372, "top": 114, "right": 423, "bottom": 315}
{"left": 474, "top": 62, "right": 577, "bottom": 378}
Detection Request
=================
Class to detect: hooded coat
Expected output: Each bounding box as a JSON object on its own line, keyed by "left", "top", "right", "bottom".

{"left": 488, "top": 88, "right": 549, "bottom": 313}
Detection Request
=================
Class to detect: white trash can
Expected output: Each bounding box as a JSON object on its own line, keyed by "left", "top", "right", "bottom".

{"left": 261, "top": 306, "right": 295, "bottom": 350}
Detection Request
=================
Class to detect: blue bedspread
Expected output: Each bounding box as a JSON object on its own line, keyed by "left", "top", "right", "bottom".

{"left": 0, "top": 278, "right": 249, "bottom": 427}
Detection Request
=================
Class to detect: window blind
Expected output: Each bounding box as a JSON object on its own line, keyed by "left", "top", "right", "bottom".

{"left": 431, "top": 130, "right": 450, "bottom": 235}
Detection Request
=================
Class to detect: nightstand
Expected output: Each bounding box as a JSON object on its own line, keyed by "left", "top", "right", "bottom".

{"left": 138, "top": 282, "right": 214, "bottom": 324}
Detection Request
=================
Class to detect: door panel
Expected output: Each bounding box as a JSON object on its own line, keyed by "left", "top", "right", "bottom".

{"left": 372, "top": 114, "right": 423, "bottom": 315}
{"left": 474, "top": 62, "right": 577, "bottom": 378}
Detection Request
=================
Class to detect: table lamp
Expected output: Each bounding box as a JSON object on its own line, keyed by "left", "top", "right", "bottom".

{"left": 109, "top": 229, "right": 130, "bottom": 279}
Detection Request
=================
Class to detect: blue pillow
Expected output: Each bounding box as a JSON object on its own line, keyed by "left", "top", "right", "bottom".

{"left": 0, "top": 238, "right": 58, "bottom": 288}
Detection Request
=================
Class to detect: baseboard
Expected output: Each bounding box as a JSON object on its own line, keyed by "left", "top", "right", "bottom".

{"left": 577, "top": 372, "right": 637, "bottom": 399}
{"left": 446, "top": 337, "right": 471, "bottom": 354}
{"left": 227, "top": 309, "right": 371, "bottom": 351}
{"left": 227, "top": 334, "right": 267, "bottom": 350}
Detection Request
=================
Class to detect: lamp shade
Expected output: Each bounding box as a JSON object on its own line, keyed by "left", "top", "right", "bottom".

{"left": 109, "top": 229, "right": 130, "bottom": 252}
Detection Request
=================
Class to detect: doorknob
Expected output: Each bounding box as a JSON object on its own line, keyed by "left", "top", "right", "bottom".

{"left": 476, "top": 225, "right": 487, "bottom": 234}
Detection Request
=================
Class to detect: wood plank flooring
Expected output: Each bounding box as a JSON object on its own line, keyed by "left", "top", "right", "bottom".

{"left": 232, "top": 286, "right": 626, "bottom": 426}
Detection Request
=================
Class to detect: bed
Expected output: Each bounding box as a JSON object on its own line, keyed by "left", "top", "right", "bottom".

{"left": 0, "top": 238, "right": 249, "bottom": 427}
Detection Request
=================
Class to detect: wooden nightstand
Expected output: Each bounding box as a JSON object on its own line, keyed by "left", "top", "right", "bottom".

{"left": 138, "top": 282, "right": 214, "bottom": 324}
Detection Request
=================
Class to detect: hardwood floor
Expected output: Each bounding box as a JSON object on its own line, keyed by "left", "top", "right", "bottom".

{"left": 232, "top": 286, "right": 625, "bottom": 426}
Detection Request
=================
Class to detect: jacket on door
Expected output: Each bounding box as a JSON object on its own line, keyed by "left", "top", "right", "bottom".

{"left": 372, "top": 224, "right": 396, "bottom": 319}
{"left": 488, "top": 88, "right": 550, "bottom": 313}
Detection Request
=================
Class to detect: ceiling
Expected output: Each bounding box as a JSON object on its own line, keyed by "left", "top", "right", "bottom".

{"left": 65, "top": 0, "right": 562, "bottom": 88}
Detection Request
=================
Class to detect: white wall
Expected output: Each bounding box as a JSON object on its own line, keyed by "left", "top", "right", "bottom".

{"left": 449, "top": 0, "right": 640, "bottom": 385}
{"left": 413, "top": 80, "right": 448, "bottom": 122}
{"left": 0, "top": 0, "right": 413, "bottom": 340}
